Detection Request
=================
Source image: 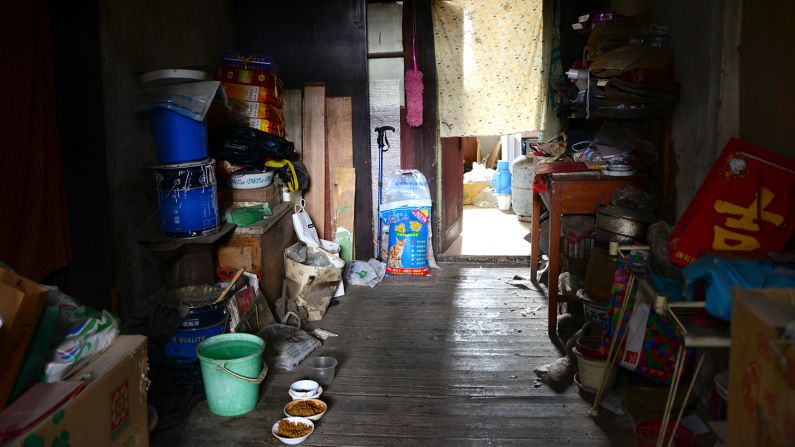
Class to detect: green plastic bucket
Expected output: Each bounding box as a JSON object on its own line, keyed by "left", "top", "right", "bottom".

{"left": 196, "top": 333, "right": 268, "bottom": 416}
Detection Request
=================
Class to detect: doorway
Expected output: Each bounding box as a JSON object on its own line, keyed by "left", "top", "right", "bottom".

{"left": 440, "top": 135, "right": 534, "bottom": 258}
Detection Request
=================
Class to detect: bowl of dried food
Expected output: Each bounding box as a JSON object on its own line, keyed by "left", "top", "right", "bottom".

{"left": 272, "top": 417, "right": 314, "bottom": 445}
{"left": 283, "top": 398, "right": 327, "bottom": 421}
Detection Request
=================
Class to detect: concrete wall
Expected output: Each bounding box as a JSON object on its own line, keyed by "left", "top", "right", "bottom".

{"left": 645, "top": 0, "right": 737, "bottom": 218}
{"left": 739, "top": 0, "right": 795, "bottom": 160}
{"left": 98, "top": 0, "right": 234, "bottom": 314}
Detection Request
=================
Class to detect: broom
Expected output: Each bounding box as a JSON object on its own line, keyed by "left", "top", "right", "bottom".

{"left": 405, "top": 10, "right": 423, "bottom": 127}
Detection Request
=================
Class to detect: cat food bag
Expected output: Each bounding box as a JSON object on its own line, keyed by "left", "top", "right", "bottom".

{"left": 381, "top": 206, "right": 431, "bottom": 275}
{"left": 379, "top": 170, "right": 433, "bottom": 276}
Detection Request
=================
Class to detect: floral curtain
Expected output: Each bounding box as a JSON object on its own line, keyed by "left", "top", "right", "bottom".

{"left": 432, "top": 0, "right": 547, "bottom": 137}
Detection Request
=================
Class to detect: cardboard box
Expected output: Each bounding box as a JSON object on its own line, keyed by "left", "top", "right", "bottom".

{"left": 463, "top": 181, "right": 491, "bottom": 205}
{"left": 727, "top": 288, "right": 795, "bottom": 447}
{"left": 0, "top": 268, "right": 48, "bottom": 408}
{"left": 218, "top": 183, "right": 279, "bottom": 211}
{"left": 7, "top": 335, "right": 149, "bottom": 447}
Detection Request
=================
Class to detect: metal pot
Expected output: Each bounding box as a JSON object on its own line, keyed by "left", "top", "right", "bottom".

{"left": 594, "top": 227, "right": 635, "bottom": 246}
{"left": 596, "top": 205, "right": 656, "bottom": 243}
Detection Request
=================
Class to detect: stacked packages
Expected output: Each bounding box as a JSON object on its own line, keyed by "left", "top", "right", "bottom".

{"left": 217, "top": 52, "right": 286, "bottom": 137}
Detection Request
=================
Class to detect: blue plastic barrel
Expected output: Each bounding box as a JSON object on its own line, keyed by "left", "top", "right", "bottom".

{"left": 493, "top": 160, "right": 512, "bottom": 194}
{"left": 149, "top": 106, "right": 208, "bottom": 163}
{"left": 152, "top": 159, "right": 219, "bottom": 238}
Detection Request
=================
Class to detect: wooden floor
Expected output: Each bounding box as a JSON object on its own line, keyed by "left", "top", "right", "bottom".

{"left": 154, "top": 265, "right": 632, "bottom": 446}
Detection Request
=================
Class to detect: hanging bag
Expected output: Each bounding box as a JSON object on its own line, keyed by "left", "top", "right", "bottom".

{"left": 292, "top": 199, "right": 321, "bottom": 248}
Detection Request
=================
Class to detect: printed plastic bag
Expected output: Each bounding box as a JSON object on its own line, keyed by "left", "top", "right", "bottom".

{"left": 262, "top": 312, "right": 321, "bottom": 371}
{"left": 44, "top": 309, "right": 120, "bottom": 382}
{"left": 292, "top": 199, "right": 321, "bottom": 248}
{"left": 345, "top": 259, "right": 387, "bottom": 287}
{"left": 379, "top": 170, "right": 433, "bottom": 276}
{"left": 226, "top": 203, "right": 272, "bottom": 226}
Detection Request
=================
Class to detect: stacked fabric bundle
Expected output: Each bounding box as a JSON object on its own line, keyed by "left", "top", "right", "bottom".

{"left": 217, "top": 52, "right": 286, "bottom": 137}
{"left": 583, "top": 16, "right": 679, "bottom": 119}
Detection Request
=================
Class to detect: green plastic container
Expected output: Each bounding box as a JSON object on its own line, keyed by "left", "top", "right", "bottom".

{"left": 196, "top": 333, "right": 267, "bottom": 416}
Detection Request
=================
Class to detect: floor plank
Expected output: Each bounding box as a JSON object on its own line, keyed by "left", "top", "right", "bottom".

{"left": 152, "top": 265, "right": 634, "bottom": 446}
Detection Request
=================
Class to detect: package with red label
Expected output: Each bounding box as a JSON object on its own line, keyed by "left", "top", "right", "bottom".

{"left": 222, "top": 83, "right": 283, "bottom": 108}
{"left": 669, "top": 138, "right": 795, "bottom": 266}
{"left": 221, "top": 51, "right": 272, "bottom": 71}
{"left": 217, "top": 66, "right": 284, "bottom": 90}
{"left": 231, "top": 101, "right": 284, "bottom": 122}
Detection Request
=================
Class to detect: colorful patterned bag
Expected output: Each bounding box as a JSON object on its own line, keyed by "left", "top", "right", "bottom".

{"left": 603, "top": 261, "right": 688, "bottom": 384}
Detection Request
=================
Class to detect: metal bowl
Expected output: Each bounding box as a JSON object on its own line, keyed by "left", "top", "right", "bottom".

{"left": 596, "top": 205, "right": 656, "bottom": 240}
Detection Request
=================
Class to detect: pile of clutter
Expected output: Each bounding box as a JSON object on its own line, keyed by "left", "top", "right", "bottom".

{"left": 0, "top": 266, "right": 144, "bottom": 445}
{"left": 534, "top": 138, "right": 795, "bottom": 446}
{"left": 137, "top": 52, "right": 308, "bottom": 240}
{"left": 562, "top": 13, "right": 679, "bottom": 121}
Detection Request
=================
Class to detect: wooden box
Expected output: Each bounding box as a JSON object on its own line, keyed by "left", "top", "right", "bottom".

{"left": 218, "top": 182, "right": 280, "bottom": 211}
{"left": 216, "top": 202, "right": 295, "bottom": 303}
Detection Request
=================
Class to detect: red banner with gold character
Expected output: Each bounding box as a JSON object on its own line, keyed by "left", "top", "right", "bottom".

{"left": 669, "top": 138, "right": 795, "bottom": 266}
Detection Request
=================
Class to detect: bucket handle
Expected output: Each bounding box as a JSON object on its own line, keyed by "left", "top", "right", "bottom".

{"left": 216, "top": 361, "right": 269, "bottom": 384}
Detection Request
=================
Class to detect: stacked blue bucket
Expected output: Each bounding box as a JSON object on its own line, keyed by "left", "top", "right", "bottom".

{"left": 492, "top": 160, "right": 513, "bottom": 211}
{"left": 149, "top": 97, "right": 219, "bottom": 239}
{"left": 492, "top": 160, "right": 512, "bottom": 194}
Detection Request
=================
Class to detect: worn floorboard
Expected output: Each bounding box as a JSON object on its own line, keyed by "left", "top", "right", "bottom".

{"left": 153, "top": 265, "right": 634, "bottom": 446}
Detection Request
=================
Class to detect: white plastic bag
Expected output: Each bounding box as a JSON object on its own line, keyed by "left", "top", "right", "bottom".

{"left": 473, "top": 187, "right": 498, "bottom": 208}
{"left": 262, "top": 312, "right": 321, "bottom": 371}
{"left": 292, "top": 199, "right": 321, "bottom": 248}
{"left": 345, "top": 259, "right": 387, "bottom": 287}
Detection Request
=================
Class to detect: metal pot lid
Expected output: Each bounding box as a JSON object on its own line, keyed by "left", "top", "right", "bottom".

{"left": 597, "top": 205, "right": 657, "bottom": 224}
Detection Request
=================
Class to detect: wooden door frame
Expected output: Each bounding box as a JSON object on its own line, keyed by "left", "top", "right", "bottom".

{"left": 401, "top": 0, "right": 441, "bottom": 253}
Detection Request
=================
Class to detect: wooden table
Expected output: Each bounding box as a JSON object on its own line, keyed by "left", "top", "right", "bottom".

{"left": 529, "top": 172, "right": 645, "bottom": 334}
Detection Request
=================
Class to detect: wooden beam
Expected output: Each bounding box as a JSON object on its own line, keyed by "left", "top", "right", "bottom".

{"left": 332, "top": 167, "right": 356, "bottom": 257}
{"left": 282, "top": 89, "right": 303, "bottom": 159}
{"left": 325, "top": 97, "right": 355, "bottom": 241}
{"left": 403, "top": 0, "right": 439, "bottom": 252}
{"left": 302, "top": 83, "right": 326, "bottom": 239}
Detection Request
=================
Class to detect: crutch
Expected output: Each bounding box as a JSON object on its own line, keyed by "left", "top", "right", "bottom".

{"left": 374, "top": 126, "right": 395, "bottom": 259}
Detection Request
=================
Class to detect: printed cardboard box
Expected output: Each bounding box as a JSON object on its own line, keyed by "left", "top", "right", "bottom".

{"left": 0, "top": 267, "right": 48, "bottom": 408}
{"left": 727, "top": 289, "right": 795, "bottom": 447}
{"left": 8, "top": 335, "right": 149, "bottom": 447}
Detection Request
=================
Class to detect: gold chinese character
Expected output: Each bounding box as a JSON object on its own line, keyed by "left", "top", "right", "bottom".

{"left": 712, "top": 187, "right": 784, "bottom": 250}
{"left": 714, "top": 187, "right": 784, "bottom": 232}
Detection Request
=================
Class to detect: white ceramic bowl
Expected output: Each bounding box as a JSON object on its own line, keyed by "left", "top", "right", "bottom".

{"left": 272, "top": 417, "right": 314, "bottom": 445}
{"left": 283, "top": 398, "right": 327, "bottom": 421}
{"left": 289, "top": 380, "right": 322, "bottom": 399}
{"left": 228, "top": 170, "right": 274, "bottom": 189}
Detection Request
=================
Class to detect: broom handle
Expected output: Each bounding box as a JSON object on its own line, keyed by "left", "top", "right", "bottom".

{"left": 412, "top": 3, "right": 418, "bottom": 72}
{"left": 412, "top": 33, "right": 418, "bottom": 72}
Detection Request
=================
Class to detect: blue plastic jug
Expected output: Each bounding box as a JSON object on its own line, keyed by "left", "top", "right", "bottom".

{"left": 492, "top": 160, "right": 512, "bottom": 194}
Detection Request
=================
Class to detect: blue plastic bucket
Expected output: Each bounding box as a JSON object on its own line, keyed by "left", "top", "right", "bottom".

{"left": 165, "top": 321, "right": 225, "bottom": 364}
{"left": 149, "top": 106, "right": 208, "bottom": 163}
{"left": 152, "top": 159, "right": 219, "bottom": 238}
